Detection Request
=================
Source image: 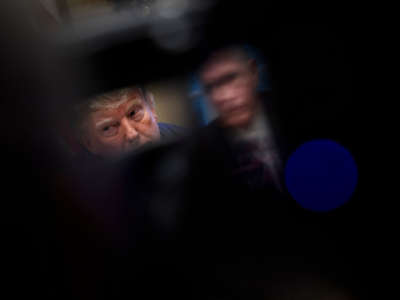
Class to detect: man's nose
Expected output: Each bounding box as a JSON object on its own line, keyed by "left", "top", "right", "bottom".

{"left": 212, "top": 85, "right": 235, "bottom": 104}
{"left": 121, "top": 118, "right": 139, "bottom": 142}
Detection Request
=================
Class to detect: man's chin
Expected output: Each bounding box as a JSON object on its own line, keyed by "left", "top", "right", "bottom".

{"left": 222, "top": 113, "right": 252, "bottom": 129}
{"left": 124, "top": 140, "right": 156, "bottom": 155}
{"left": 124, "top": 144, "right": 144, "bottom": 155}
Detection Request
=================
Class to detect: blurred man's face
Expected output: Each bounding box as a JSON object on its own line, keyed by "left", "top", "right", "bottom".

{"left": 82, "top": 90, "right": 160, "bottom": 157}
{"left": 201, "top": 55, "right": 259, "bottom": 128}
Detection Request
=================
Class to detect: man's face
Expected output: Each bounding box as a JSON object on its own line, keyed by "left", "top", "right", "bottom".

{"left": 201, "top": 55, "right": 259, "bottom": 128}
{"left": 82, "top": 90, "right": 160, "bottom": 157}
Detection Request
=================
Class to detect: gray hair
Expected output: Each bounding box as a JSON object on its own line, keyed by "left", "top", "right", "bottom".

{"left": 200, "top": 46, "right": 252, "bottom": 74}
{"left": 87, "top": 86, "right": 154, "bottom": 110}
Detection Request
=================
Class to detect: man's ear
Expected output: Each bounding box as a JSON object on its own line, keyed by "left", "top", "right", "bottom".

{"left": 80, "top": 127, "right": 98, "bottom": 155}
{"left": 81, "top": 135, "right": 92, "bottom": 153}
{"left": 249, "top": 59, "right": 258, "bottom": 75}
{"left": 147, "top": 92, "right": 159, "bottom": 122}
{"left": 248, "top": 58, "right": 259, "bottom": 86}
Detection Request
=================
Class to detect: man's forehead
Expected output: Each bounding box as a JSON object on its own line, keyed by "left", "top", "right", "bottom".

{"left": 113, "top": 89, "right": 144, "bottom": 107}
{"left": 90, "top": 97, "right": 144, "bottom": 120}
{"left": 201, "top": 57, "right": 247, "bottom": 80}
{"left": 124, "top": 91, "right": 145, "bottom": 105}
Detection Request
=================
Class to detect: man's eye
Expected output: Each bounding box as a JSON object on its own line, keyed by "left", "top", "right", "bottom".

{"left": 129, "top": 107, "right": 144, "bottom": 121}
{"left": 221, "top": 73, "right": 238, "bottom": 84}
{"left": 204, "top": 84, "right": 213, "bottom": 93}
{"left": 101, "top": 124, "right": 118, "bottom": 136}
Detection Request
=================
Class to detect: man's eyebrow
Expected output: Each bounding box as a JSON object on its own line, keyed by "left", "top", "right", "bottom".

{"left": 219, "top": 72, "right": 238, "bottom": 82}
{"left": 126, "top": 98, "right": 143, "bottom": 110}
{"left": 204, "top": 73, "right": 238, "bottom": 90}
{"left": 95, "top": 118, "right": 115, "bottom": 128}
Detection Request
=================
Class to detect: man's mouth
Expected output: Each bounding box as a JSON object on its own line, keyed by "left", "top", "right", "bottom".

{"left": 125, "top": 140, "right": 141, "bottom": 152}
{"left": 223, "top": 104, "right": 247, "bottom": 115}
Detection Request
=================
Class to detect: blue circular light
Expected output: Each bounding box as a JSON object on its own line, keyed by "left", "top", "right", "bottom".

{"left": 285, "top": 139, "right": 358, "bottom": 212}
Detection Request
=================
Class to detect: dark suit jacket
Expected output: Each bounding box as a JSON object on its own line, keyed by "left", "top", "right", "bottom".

{"left": 158, "top": 122, "right": 186, "bottom": 140}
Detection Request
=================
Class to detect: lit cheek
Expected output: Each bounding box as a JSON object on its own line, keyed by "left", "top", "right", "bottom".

{"left": 99, "top": 134, "right": 124, "bottom": 154}
{"left": 238, "top": 84, "right": 255, "bottom": 106}
{"left": 136, "top": 114, "right": 160, "bottom": 143}
{"left": 223, "top": 91, "right": 255, "bottom": 127}
{"left": 83, "top": 129, "right": 120, "bottom": 156}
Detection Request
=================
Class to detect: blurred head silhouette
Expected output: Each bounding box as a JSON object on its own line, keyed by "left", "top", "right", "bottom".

{"left": 200, "top": 47, "right": 260, "bottom": 129}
